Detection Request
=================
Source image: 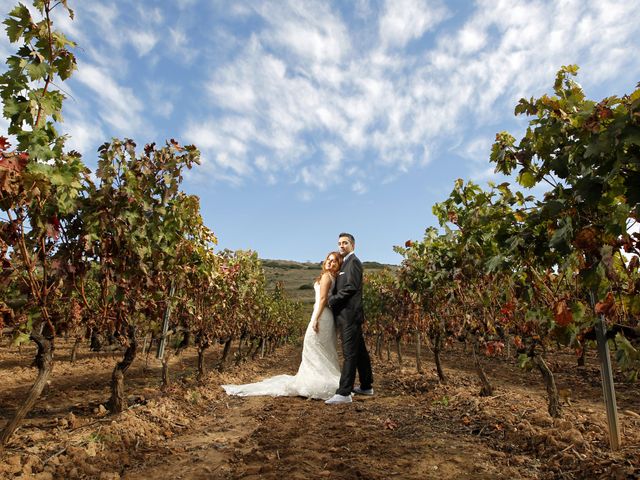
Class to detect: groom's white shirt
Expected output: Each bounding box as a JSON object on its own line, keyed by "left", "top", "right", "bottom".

{"left": 339, "top": 252, "right": 353, "bottom": 275}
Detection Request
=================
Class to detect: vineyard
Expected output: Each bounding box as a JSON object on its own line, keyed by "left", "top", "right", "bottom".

{"left": 1, "top": 1, "right": 639, "bottom": 479}
{"left": 1, "top": 331, "right": 639, "bottom": 479}
{"left": 0, "top": 0, "right": 303, "bottom": 448}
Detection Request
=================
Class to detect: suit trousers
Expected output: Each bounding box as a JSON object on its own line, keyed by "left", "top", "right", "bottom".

{"left": 336, "top": 318, "right": 373, "bottom": 396}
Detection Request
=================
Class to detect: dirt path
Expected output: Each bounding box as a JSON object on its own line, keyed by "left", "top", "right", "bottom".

{"left": 1, "top": 339, "right": 639, "bottom": 479}
{"left": 122, "top": 393, "right": 518, "bottom": 480}
{"left": 120, "top": 347, "right": 527, "bottom": 480}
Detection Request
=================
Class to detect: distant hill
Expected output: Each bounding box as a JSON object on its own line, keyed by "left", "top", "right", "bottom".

{"left": 261, "top": 258, "right": 396, "bottom": 271}
{"left": 260, "top": 259, "right": 319, "bottom": 270}
{"left": 260, "top": 258, "right": 397, "bottom": 318}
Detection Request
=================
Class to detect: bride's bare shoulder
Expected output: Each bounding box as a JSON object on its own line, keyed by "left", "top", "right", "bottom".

{"left": 320, "top": 271, "right": 334, "bottom": 284}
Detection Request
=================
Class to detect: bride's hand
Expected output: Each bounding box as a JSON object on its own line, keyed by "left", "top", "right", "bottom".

{"left": 313, "top": 321, "right": 319, "bottom": 333}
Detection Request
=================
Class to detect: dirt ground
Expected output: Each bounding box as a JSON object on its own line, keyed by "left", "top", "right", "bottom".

{"left": 1, "top": 337, "right": 639, "bottom": 480}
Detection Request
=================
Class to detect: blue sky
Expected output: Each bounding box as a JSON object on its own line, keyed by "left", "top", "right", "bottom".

{"left": 2, "top": 0, "right": 639, "bottom": 264}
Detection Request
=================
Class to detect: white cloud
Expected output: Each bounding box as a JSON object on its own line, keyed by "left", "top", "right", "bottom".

{"left": 352, "top": 180, "right": 367, "bottom": 194}
{"left": 50, "top": 4, "right": 82, "bottom": 43}
{"left": 84, "top": 3, "right": 121, "bottom": 50}
{"left": 458, "top": 25, "right": 487, "bottom": 54}
{"left": 208, "top": 78, "right": 257, "bottom": 112}
{"left": 257, "top": 0, "right": 351, "bottom": 65}
{"left": 75, "top": 62, "right": 144, "bottom": 135}
{"left": 145, "top": 81, "right": 176, "bottom": 118}
{"left": 183, "top": 121, "right": 224, "bottom": 150}
{"left": 355, "top": 0, "right": 373, "bottom": 19}
{"left": 255, "top": 156, "right": 269, "bottom": 171}
{"left": 183, "top": 119, "right": 254, "bottom": 181}
{"left": 130, "top": 30, "right": 158, "bottom": 57}
{"left": 142, "top": 6, "right": 164, "bottom": 25}
{"left": 62, "top": 115, "right": 105, "bottom": 156}
{"left": 28, "top": 85, "right": 97, "bottom": 162}
{"left": 469, "top": 165, "right": 500, "bottom": 183}
{"left": 299, "top": 142, "right": 345, "bottom": 190}
{"left": 215, "top": 151, "right": 250, "bottom": 175}
{"left": 170, "top": 27, "right": 188, "bottom": 48}
{"left": 379, "top": 0, "right": 448, "bottom": 49}
{"left": 460, "top": 137, "right": 492, "bottom": 164}
{"left": 157, "top": 1, "right": 640, "bottom": 191}
{"left": 165, "top": 25, "right": 199, "bottom": 64}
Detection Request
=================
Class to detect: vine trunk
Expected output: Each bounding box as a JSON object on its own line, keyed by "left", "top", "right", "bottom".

{"left": 0, "top": 332, "right": 53, "bottom": 449}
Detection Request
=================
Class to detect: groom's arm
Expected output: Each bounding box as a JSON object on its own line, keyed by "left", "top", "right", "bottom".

{"left": 328, "top": 259, "right": 362, "bottom": 309}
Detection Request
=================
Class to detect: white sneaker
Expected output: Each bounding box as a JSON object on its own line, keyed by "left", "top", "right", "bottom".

{"left": 352, "top": 386, "right": 374, "bottom": 396}
{"left": 325, "top": 394, "right": 352, "bottom": 405}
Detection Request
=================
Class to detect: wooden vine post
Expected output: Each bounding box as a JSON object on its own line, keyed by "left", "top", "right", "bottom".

{"left": 157, "top": 282, "right": 177, "bottom": 360}
{"left": 595, "top": 315, "right": 621, "bottom": 450}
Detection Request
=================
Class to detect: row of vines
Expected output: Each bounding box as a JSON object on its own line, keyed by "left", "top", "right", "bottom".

{"left": 363, "top": 67, "right": 639, "bottom": 431}
{"left": 0, "top": 0, "right": 303, "bottom": 451}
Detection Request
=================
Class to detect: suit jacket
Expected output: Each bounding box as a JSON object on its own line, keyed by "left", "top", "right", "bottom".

{"left": 329, "top": 253, "right": 364, "bottom": 325}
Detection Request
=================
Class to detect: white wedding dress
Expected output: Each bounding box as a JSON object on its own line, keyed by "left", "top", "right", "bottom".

{"left": 222, "top": 282, "right": 341, "bottom": 400}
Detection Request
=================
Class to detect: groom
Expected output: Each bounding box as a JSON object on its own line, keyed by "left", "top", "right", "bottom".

{"left": 325, "top": 233, "right": 374, "bottom": 405}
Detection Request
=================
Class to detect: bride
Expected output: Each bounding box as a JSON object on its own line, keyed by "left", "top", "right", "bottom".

{"left": 222, "top": 252, "right": 343, "bottom": 400}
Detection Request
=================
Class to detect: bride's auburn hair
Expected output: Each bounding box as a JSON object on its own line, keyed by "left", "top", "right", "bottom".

{"left": 316, "top": 251, "right": 343, "bottom": 283}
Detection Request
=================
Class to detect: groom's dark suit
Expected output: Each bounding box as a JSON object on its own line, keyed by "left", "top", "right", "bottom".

{"left": 329, "top": 252, "right": 373, "bottom": 396}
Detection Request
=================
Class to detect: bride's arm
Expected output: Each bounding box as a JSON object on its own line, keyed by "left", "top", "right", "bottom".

{"left": 313, "top": 273, "right": 333, "bottom": 333}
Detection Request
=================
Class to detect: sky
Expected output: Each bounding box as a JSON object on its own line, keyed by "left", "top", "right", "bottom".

{"left": 1, "top": 0, "right": 639, "bottom": 264}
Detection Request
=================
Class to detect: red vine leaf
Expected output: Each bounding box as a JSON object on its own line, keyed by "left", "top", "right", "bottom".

{"left": 0, "top": 136, "right": 11, "bottom": 152}
{"left": 595, "top": 292, "right": 616, "bottom": 316}
{"left": 553, "top": 300, "right": 573, "bottom": 327}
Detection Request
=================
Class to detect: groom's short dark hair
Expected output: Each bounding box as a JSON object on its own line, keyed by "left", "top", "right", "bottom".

{"left": 339, "top": 232, "right": 355, "bottom": 244}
